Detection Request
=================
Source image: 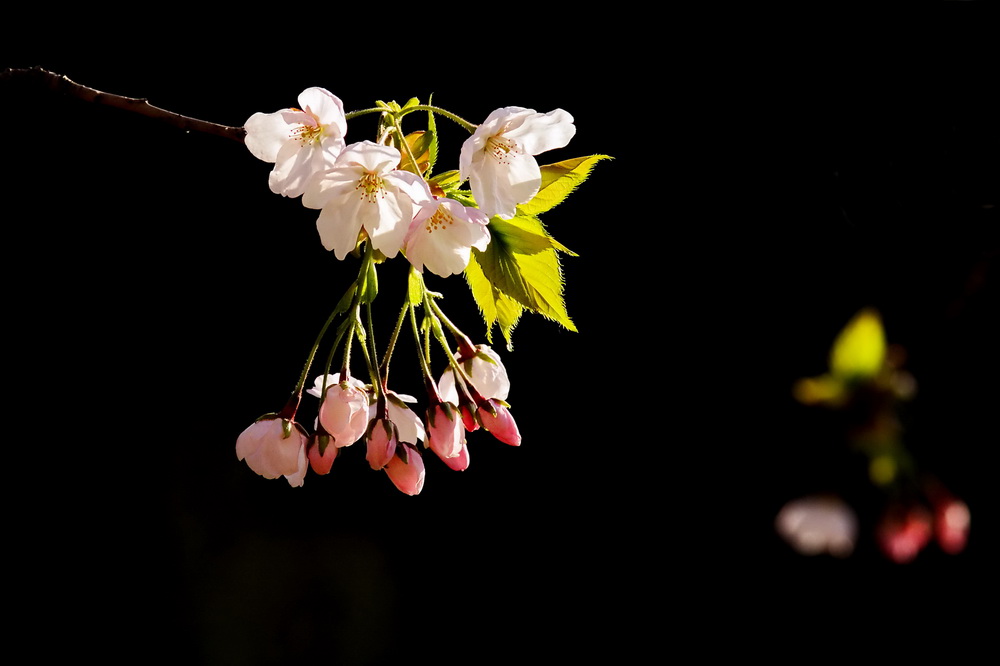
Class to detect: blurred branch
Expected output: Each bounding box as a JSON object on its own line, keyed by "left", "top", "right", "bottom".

{"left": 1, "top": 66, "right": 247, "bottom": 143}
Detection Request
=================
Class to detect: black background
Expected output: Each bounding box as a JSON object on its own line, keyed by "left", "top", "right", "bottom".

{"left": 4, "top": 12, "right": 997, "bottom": 663}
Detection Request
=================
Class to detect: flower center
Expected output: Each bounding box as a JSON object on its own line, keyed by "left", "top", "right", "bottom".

{"left": 424, "top": 206, "right": 456, "bottom": 234}
{"left": 357, "top": 171, "right": 386, "bottom": 203}
{"left": 287, "top": 108, "right": 324, "bottom": 146}
{"left": 291, "top": 121, "right": 324, "bottom": 146}
{"left": 486, "top": 133, "right": 520, "bottom": 165}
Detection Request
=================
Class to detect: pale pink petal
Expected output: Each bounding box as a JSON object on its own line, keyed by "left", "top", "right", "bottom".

{"left": 439, "top": 345, "right": 510, "bottom": 403}
{"left": 386, "top": 396, "right": 425, "bottom": 445}
{"left": 338, "top": 141, "right": 400, "bottom": 172}
{"left": 319, "top": 383, "right": 371, "bottom": 447}
{"left": 284, "top": 443, "right": 309, "bottom": 487}
{"left": 312, "top": 182, "right": 367, "bottom": 258}
{"left": 405, "top": 198, "right": 491, "bottom": 277}
{"left": 244, "top": 110, "right": 296, "bottom": 162}
{"left": 236, "top": 418, "right": 309, "bottom": 483}
{"left": 269, "top": 138, "right": 334, "bottom": 198}
{"left": 506, "top": 109, "right": 576, "bottom": 155}
{"left": 297, "top": 87, "right": 347, "bottom": 139}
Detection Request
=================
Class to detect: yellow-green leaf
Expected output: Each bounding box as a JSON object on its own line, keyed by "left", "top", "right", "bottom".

{"left": 465, "top": 214, "right": 576, "bottom": 347}
{"left": 466, "top": 251, "right": 524, "bottom": 348}
{"left": 517, "top": 155, "right": 612, "bottom": 216}
{"left": 829, "top": 308, "right": 886, "bottom": 379}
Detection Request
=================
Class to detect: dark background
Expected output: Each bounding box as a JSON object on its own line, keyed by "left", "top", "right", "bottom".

{"left": 5, "top": 13, "right": 997, "bottom": 662}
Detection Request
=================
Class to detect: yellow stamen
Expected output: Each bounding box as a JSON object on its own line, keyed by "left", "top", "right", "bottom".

{"left": 357, "top": 172, "right": 386, "bottom": 203}
{"left": 425, "top": 206, "right": 456, "bottom": 234}
{"left": 486, "top": 133, "right": 520, "bottom": 165}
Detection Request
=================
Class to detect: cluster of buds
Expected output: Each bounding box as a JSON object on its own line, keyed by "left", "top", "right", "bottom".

{"left": 778, "top": 309, "right": 971, "bottom": 561}
{"left": 876, "top": 486, "right": 971, "bottom": 564}
{"left": 234, "top": 88, "right": 602, "bottom": 494}
{"left": 236, "top": 341, "right": 520, "bottom": 494}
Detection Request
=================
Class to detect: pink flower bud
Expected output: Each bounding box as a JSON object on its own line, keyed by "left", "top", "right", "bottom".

{"left": 877, "top": 506, "right": 933, "bottom": 563}
{"left": 934, "top": 498, "right": 970, "bottom": 555}
{"left": 460, "top": 405, "right": 479, "bottom": 432}
{"left": 385, "top": 446, "right": 425, "bottom": 495}
{"left": 366, "top": 418, "right": 397, "bottom": 471}
{"left": 318, "top": 379, "right": 370, "bottom": 447}
{"left": 438, "top": 441, "right": 471, "bottom": 471}
{"left": 427, "top": 402, "right": 465, "bottom": 459}
{"left": 308, "top": 434, "right": 337, "bottom": 475}
{"left": 478, "top": 399, "right": 521, "bottom": 446}
{"left": 236, "top": 417, "right": 309, "bottom": 487}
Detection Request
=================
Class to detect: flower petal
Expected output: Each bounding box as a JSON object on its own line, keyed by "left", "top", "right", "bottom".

{"left": 506, "top": 109, "right": 576, "bottom": 155}
{"left": 244, "top": 109, "right": 296, "bottom": 162}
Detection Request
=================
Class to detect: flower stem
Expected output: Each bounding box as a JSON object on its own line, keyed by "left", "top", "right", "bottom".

{"left": 345, "top": 107, "right": 386, "bottom": 120}
{"left": 287, "top": 279, "right": 359, "bottom": 414}
{"left": 409, "top": 301, "right": 440, "bottom": 403}
{"left": 427, "top": 296, "right": 476, "bottom": 358}
{"left": 380, "top": 300, "right": 409, "bottom": 385}
{"left": 362, "top": 300, "right": 383, "bottom": 399}
{"left": 402, "top": 105, "right": 477, "bottom": 133}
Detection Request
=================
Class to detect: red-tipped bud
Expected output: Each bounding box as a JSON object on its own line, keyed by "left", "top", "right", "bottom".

{"left": 877, "top": 506, "right": 933, "bottom": 563}
{"left": 934, "top": 498, "right": 970, "bottom": 555}
{"left": 366, "top": 418, "right": 397, "bottom": 471}
{"left": 385, "top": 445, "right": 425, "bottom": 495}
{"left": 427, "top": 402, "right": 465, "bottom": 459}
{"left": 308, "top": 433, "right": 338, "bottom": 475}
{"left": 460, "top": 405, "right": 480, "bottom": 432}
{"left": 478, "top": 399, "right": 521, "bottom": 446}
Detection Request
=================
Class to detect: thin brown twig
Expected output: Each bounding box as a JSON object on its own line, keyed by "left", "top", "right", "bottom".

{"left": 1, "top": 66, "right": 247, "bottom": 143}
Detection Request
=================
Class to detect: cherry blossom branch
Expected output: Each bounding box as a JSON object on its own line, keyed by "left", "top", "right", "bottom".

{"left": 1, "top": 67, "right": 247, "bottom": 143}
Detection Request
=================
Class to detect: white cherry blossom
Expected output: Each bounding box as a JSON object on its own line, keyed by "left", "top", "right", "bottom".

{"left": 460, "top": 106, "right": 576, "bottom": 219}
{"left": 404, "top": 197, "right": 491, "bottom": 277}
{"left": 244, "top": 87, "right": 348, "bottom": 198}
{"left": 439, "top": 344, "right": 510, "bottom": 403}
{"left": 775, "top": 495, "right": 858, "bottom": 557}
{"left": 303, "top": 141, "right": 433, "bottom": 259}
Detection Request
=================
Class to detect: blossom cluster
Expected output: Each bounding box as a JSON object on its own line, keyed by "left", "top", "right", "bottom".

{"left": 236, "top": 88, "right": 579, "bottom": 494}
{"left": 243, "top": 87, "right": 575, "bottom": 277}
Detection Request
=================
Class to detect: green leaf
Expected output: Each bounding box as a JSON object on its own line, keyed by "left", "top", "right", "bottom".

{"left": 460, "top": 156, "right": 607, "bottom": 346}
{"left": 465, "top": 213, "right": 577, "bottom": 348}
{"left": 829, "top": 308, "right": 886, "bottom": 379}
{"left": 465, "top": 252, "right": 523, "bottom": 349}
{"left": 518, "top": 155, "right": 612, "bottom": 216}
{"left": 429, "top": 169, "right": 462, "bottom": 192}
{"left": 426, "top": 93, "right": 438, "bottom": 175}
